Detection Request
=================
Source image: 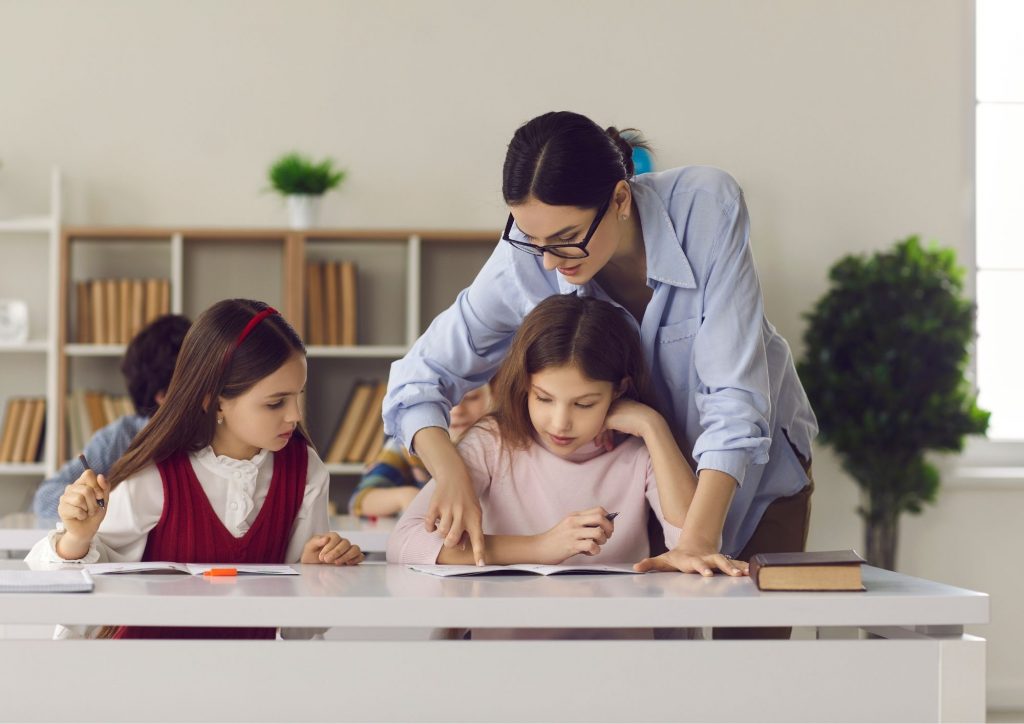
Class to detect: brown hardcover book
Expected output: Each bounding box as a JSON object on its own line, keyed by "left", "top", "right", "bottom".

{"left": 76, "top": 281, "right": 91, "bottom": 344}
{"left": 22, "top": 399, "right": 46, "bottom": 463}
{"left": 130, "top": 280, "right": 145, "bottom": 338}
{"left": 345, "top": 381, "right": 388, "bottom": 462}
{"left": 145, "top": 279, "right": 160, "bottom": 324}
{"left": 749, "top": 550, "right": 867, "bottom": 592}
{"left": 305, "top": 262, "right": 325, "bottom": 345}
{"left": 324, "top": 261, "right": 340, "bottom": 346}
{"left": 104, "top": 280, "right": 118, "bottom": 345}
{"left": 118, "top": 279, "right": 130, "bottom": 344}
{"left": 84, "top": 392, "right": 106, "bottom": 436}
{"left": 159, "top": 279, "right": 170, "bottom": 316}
{"left": 73, "top": 389, "right": 92, "bottom": 455}
{"left": 101, "top": 394, "right": 117, "bottom": 428}
{"left": 340, "top": 261, "right": 357, "bottom": 346}
{"left": 91, "top": 280, "right": 106, "bottom": 344}
{"left": 362, "top": 414, "right": 386, "bottom": 465}
{"left": 10, "top": 399, "right": 33, "bottom": 465}
{"left": 0, "top": 398, "right": 25, "bottom": 462}
{"left": 325, "top": 382, "right": 374, "bottom": 463}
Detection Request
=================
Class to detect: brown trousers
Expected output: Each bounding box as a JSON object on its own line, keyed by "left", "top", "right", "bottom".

{"left": 711, "top": 458, "right": 814, "bottom": 640}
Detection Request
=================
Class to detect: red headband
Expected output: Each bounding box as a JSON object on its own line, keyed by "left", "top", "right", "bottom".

{"left": 222, "top": 307, "right": 279, "bottom": 368}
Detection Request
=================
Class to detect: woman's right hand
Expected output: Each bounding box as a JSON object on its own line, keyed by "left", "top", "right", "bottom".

{"left": 533, "top": 507, "right": 615, "bottom": 565}
{"left": 425, "top": 461, "right": 485, "bottom": 565}
{"left": 56, "top": 470, "right": 109, "bottom": 559}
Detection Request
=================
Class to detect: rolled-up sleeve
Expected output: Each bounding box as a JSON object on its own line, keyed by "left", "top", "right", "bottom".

{"left": 691, "top": 191, "right": 771, "bottom": 485}
{"left": 383, "top": 240, "right": 539, "bottom": 453}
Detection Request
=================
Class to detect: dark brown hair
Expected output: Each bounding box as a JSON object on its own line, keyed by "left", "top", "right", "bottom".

{"left": 106, "top": 299, "right": 310, "bottom": 489}
{"left": 502, "top": 111, "right": 651, "bottom": 208}
{"left": 486, "top": 295, "right": 656, "bottom": 450}
{"left": 120, "top": 314, "right": 192, "bottom": 416}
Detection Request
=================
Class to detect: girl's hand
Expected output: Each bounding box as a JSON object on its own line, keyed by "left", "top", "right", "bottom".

{"left": 533, "top": 507, "right": 615, "bottom": 564}
{"left": 634, "top": 535, "right": 748, "bottom": 577}
{"left": 301, "top": 533, "right": 364, "bottom": 566}
{"left": 55, "top": 471, "right": 110, "bottom": 558}
{"left": 425, "top": 466, "right": 485, "bottom": 566}
{"left": 601, "top": 399, "right": 664, "bottom": 442}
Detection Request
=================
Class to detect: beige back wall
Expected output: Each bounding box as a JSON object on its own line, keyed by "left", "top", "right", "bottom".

{"left": 4, "top": 0, "right": 1019, "bottom": 707}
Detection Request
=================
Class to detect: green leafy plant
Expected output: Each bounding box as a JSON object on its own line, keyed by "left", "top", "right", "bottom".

{"left": 268, "top": 152, "right": 346, "bottom": 196}
{"left": 798, "top": 236, "right": 989, "bottom": 570}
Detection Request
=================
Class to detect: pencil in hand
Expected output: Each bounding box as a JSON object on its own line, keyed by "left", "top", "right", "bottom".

{"left": 78, "top": 454, "right": 105, "bottom": 509}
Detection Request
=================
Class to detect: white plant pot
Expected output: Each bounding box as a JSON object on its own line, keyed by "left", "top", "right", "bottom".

{"left": 286, "top": 194, "right": 321, "bottom": 229}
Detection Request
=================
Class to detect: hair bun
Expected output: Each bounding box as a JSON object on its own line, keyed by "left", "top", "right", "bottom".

{"left": 605, "top": 126, "right": 635, "bottom": 177}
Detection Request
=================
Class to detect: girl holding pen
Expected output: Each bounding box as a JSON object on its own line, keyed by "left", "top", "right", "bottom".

{"left": 387, "top": 295, "right": 703, "bottom": 571}
{"left": 27, "top": 298, "right": 363, "bottom": 639}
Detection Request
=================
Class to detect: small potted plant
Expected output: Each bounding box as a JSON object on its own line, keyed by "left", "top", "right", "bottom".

{"left": 268, "top": 152, "right": 346, "bottom": 229}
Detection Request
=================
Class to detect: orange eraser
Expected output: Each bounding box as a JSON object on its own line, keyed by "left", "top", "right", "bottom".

{"left": 203, "top": 568, "right": 238, "bottom": 577}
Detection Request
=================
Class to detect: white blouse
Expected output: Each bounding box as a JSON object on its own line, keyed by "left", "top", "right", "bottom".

{"left": 26, "top": 444, "right": 330, "bottom": 566}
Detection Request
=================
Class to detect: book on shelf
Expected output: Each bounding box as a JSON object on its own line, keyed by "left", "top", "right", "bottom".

{"left": 748, "top": 550, "right": 867, "bottom": 592}
{"left": 304, "top": 260, "right": 358, "bottom": 346}
{"left": 305, "top": 262, "right": 325, "bottom": 345}
{"left": 76, "top": 278, "right": 171, "bottom": 344}
{"left": 0, "top": 397, "right": 46, "bottom": 463}
{"left": 324, "top": 260, "right": 340, "bottom": 345}
{"left": 340, "top": 261, "right": 357, "bottom": 346}
{"left": 64, "top": 390, "right": 134, "bottom": 457}
{"left": 345, "top": 381, "right": 387, "bottom": 463}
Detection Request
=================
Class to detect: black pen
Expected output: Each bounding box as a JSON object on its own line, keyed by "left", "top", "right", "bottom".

{"left": 605, "top": 512, "right": 619, "bottom": 522}
{"left": 79, "top": 454, "right": 105, "bottom": 508}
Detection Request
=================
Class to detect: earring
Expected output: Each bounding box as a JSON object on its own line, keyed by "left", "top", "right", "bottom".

{"left": 216, "top": 416, "right": 223, "bottom": 425}
{"left": 619, "top": 215, "right": 628, "bottom": 221}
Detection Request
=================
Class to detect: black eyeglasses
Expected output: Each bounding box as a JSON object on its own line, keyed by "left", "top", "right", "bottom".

{"left": 502, "top": 197, "right": 611, "bottom": 259}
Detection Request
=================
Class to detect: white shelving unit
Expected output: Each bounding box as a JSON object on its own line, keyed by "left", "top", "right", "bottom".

{"left": 56, "top": 226, "right": 496, "bottom": 508}
{"left": 0, "top": 168, "right": 62, "bottom": 498}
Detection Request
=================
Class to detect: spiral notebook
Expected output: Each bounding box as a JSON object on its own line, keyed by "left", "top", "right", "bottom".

{"left": 0, "top": 569, "right": 94, "bottom": 593}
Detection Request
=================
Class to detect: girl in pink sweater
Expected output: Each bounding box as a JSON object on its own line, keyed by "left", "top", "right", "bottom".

{"left": 387, "top": 295, "right": 702, "bottom": 569}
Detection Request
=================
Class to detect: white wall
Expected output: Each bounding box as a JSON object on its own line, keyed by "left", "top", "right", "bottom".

{"left": 3, "top": 0, "right": 1020, "bottom": 707}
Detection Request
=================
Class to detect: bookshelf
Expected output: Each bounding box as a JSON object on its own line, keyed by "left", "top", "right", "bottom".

{"left": 56, "top": 226, "right": 496, "bottom": 509}
{"left": 0, "top": 168, "right": 61, "bottom": 512}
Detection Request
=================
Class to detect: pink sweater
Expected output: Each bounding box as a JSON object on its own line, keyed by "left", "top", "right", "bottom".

{"left": 386, "top": 422, "right": 683, "bottom": 565}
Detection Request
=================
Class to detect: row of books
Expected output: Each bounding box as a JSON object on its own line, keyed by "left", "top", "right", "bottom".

{"left": 66, "top": 390, "right": 134, "bottom": 458}
{"left": 324, "top": 380, "right": 387, "bottom": 464}
{"left": 0, "top": 398, "right": 46, "bottom": 464}
{"left": 305, "top": 261, "right": 358, "bottom": 346}
{"left": 75, "top": 278, "right": 172, "bottom": 344}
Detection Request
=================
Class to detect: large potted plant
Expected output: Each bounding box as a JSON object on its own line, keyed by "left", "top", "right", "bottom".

{"left": 268, "top": 152, "right": 346, "bottom": 229}
{"left": 798, "top": 236, "right": 989, "bottom": 570}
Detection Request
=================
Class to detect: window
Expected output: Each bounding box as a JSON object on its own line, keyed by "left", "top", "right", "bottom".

{"left": 975, "top": 0, "right": 1024, "bottom": 440}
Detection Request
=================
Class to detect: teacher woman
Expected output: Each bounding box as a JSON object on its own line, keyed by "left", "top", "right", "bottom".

{"left": 382, "top": 111, "right": 817, "bottom": 613}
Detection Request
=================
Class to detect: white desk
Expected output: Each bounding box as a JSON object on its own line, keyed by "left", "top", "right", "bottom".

{"left": 0, "top": 513, "right": 395, "bottom": 555}
{"left": 0, "top": 561, "right": 987, "bottom": 723}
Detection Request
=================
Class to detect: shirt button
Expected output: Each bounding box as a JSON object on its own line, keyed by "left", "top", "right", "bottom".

{"left": 230, "top": 502, "right": 239, "bottom": 510}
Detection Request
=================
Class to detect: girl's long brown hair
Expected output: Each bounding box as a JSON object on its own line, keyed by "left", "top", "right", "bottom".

{"left": 106, "top": 298, "right": 311, "bottom": 489}
{"left": 486, "top": 295, "right": 656, "bottom": 450}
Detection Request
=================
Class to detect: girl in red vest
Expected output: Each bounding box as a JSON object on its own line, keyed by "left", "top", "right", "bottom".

{"left": 27, "top": 298, "right": 362, "bottom": 638}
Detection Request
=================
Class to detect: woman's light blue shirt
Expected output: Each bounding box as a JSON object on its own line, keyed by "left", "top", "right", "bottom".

{"left": 383, "top": 166, "right": 818, "bottom": 556}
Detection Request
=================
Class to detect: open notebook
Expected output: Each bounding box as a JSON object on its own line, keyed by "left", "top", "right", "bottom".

{"left": 0, "top": 569, "right": 95, "bottom": 593}
{"left": 82, "top": 562, "right": 298, "bottom": 576}
{"left": 409, "top": 563, "right": 641, "bottom": 577}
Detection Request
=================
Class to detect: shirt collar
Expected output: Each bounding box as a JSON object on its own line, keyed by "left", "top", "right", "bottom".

{"left": 555, "top": 179, "right": 696, "bottom": 295}
{"left": 194, "top": 445, "right": 270, "bottom": 480}
{"left": 630, "top": 180, "right": 696, "bottom": 289}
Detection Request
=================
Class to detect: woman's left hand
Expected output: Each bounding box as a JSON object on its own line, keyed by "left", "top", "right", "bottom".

{"left": 634, "top": 537, "right": 748, "bottom": 577}
{"left": 601, "top": 399, "right": 662, "bottom": 442}
{"left": 301, "top": 533, "right": 364, "bottom": 566}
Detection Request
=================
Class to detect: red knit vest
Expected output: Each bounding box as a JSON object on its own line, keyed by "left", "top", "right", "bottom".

{"left": 114, "top": 435, "right": 307, "bottom": 639}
